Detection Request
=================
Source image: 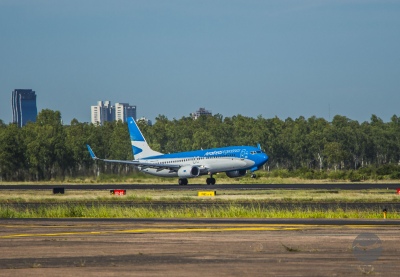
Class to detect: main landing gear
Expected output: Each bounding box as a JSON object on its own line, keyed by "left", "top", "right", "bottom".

{"left": 178, "top": 176, "right": 216, "bottom": 185}
{"left": 206, "top": 174, "right": 216, "bottom": 185}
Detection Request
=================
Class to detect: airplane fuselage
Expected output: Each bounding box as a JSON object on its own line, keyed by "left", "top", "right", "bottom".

{"left": 137, "top": 145, "right": 267, "bottom": 178}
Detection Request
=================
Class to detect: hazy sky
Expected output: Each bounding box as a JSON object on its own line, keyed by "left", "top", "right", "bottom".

{"left": 1, "top": 0, "right": 399, "bottom": 124}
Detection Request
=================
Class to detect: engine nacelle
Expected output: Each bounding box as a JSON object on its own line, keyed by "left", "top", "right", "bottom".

{"left": 178, "top": 166, "right": 200, "bottom": 178}
{"left": 226, "top": 169, "right": 247, "bottom": 178}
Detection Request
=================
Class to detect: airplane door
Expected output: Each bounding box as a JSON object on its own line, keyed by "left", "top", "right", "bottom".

{"left": 240, "top": 150, "right": 246, "bottom": 160}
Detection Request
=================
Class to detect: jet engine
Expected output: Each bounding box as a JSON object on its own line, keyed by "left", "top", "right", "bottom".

{"left": 178, "top": 166, "right": 200, "bottom": 178}
{"left": 226, "top": 169, "right": 247, "bottom": 178}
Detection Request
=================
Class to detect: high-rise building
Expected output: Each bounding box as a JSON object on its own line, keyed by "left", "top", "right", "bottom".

{"left": 115, "top": 103, "right": 137, "bottom": 123}
{"left": 11, "top": 89, "right": 38, "bottom": 127}
{"left": 91, "top": 101, "right": 114, "bottom": 125}
{"left": 91, "top": 101, "right": 136, "bottom": 125}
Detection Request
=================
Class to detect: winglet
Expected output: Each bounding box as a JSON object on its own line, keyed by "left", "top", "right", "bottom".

{"left": 257, "top": 143, "right": 261, "bottom": 150}
{"left": 86, "top": 145, "right": 98, "bottom": 160}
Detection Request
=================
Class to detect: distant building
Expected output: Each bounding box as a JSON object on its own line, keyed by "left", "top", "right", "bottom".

{"left": 91, "top": 101, "right": 136, "bottom": 125}
{"left": 115, "top": 103, "right": 137, "bottom": 123}
{"left": 137, "top": 117, "right": 152, "bottom": 126}
{"left": 191, "top": 107, "right": 212, "bottom": 119}
{"left": 91, "top": 101, "right": 113, "bottom": 125}
{"left": 11, "top": 89, "right": 38, "bottom": 127}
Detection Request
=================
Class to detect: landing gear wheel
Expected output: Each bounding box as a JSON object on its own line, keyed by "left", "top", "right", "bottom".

{"left": 206, "top": 178, "right": 216, "bottom": 185}
{"left": 179, "top": 178, "right": 188, "bottom": 185}
{"left": 251, "top": 174, "right": 256, "bottom": 178}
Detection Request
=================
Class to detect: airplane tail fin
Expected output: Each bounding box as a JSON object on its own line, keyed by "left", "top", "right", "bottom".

{"left": 86, "top": 145, "right": 98, "bottom": 160}
{"left": 127, "top": 117, "right": 163, "bottom": 160}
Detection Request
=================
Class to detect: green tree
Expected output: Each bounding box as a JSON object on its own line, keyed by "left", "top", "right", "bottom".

{"left": 24, "top": 110, "right": 70, "bottom": 180}
{"left": 324, "top": 142, "right": 345, "bottom": 171}
{"left": 0, "top": 123, "right": 26, "bottom": 180}
{"left": 65, "top": 119, "right": 94, "bottom": 176}
{"left": 306, "top": 116, "right": 329, "bottom": 171}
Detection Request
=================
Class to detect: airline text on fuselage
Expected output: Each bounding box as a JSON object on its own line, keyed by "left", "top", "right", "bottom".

{"left": 204, "top": 149, "right": 242, "bottom": 156}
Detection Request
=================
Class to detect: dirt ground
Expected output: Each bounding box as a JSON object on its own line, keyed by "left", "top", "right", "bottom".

{"left": 0, "top": 219, "right": 399, "bottom": 276}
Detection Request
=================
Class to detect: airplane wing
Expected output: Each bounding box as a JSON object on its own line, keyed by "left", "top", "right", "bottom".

{"left": 86, "top": 145, "right": 181, "bottom": 171}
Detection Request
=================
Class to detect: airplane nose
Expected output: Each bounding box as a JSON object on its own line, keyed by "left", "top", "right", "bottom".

{"left": 254, "top": 154, "right": 268, "bottom": 170}
{"left": 256, "top": 154, "right": 268, "bottom": 166}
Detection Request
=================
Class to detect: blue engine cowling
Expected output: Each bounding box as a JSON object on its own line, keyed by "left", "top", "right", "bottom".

{"left": 226, "top": 169, "right": 247, "bottom": 178}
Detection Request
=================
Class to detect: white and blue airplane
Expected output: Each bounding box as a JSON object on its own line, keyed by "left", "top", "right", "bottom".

{"left": 87, "top": 117, "right": 269, "bottom": 185}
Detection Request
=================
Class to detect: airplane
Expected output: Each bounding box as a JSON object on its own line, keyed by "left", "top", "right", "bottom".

{"left": 87, "top": 117, "right": 269, "bottom": 185}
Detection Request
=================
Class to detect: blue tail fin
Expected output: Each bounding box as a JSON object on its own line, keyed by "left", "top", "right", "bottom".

{"left": 127, "top": 117, "right": 162, "bottom": 159}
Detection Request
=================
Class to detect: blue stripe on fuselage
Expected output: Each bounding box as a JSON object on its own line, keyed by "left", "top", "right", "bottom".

{"left": 140, "top": 146, "right": 259, "bottom": 160}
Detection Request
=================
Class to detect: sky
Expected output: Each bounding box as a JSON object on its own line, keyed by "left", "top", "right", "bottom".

{"left": 1, "top": 0, "right": 399, "bottom": 124}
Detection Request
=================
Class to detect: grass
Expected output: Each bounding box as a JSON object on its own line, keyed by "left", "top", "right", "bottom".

{"left": 1, "top": 203, "right": 398, "bottom": 219}
{"left": 3, "top": 170, "right": 400, "bottom": 185}
{"left": 0, "top": 189, "right": 399, "bottom": 203}
{"left": 1, "top": 187, "right": 399, "bottom": 219}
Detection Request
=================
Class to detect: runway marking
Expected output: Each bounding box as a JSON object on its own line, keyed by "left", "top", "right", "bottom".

{"left": 2, "top": 223, "right": 305, "bottom": 229}
{"left": 0, "top": 224, "right": 396, "bottom": 239}
{"left": 0, "top": 226, "right": 305, "bottom": 239}
{"left": 1, "top": 223, "right": 395, "bottom": 229}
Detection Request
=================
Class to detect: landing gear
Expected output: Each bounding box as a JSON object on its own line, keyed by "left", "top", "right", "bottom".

{"left": 206, "top": 178, "right": 216, "bottom": 185}
{"left": 178, "top": 178, "right": 188, "bottom": 185}
{"left": 206, "top": 174, "right": 216, "bottom": 185}
{"left": 251, "top": 173, "right": 257, "bottom": 178}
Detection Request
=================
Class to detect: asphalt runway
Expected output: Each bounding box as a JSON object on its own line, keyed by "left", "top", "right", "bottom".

{"left": 0, "top": 218, "right": 399, "bottom": 276}
{"left": 1, "top": 183, "right": 400, "bottom": 190}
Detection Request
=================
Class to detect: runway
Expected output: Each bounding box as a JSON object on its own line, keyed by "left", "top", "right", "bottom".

{"left": 0, "top": 218, "right": 399, "bottom": 276}
{"left": 1, "top": 182, "right": 400, "bottom": 190}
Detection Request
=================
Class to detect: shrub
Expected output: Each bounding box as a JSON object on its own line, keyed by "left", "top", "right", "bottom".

{"left": 269, "top": 169, "right": 291, "bottom": 178}
{"left": 376, "top": 164, "right": 400, "bottom": 176}
{"left": 390, "top": 171, "right": 400, "bottom": 179}
{"left": 347, "top": 170, "right": 362, "bottom": 182}
{"left": 328, "top": 170, "right": 347, "bottom": 180}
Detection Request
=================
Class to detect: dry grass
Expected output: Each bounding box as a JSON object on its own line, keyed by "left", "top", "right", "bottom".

{"left": 2, "top": 203, "right": 398, "bottom": 219}
{"left": 0, "top": 188, "right": 399, "bottom": 203}
{"left": 4, "top": 173, "right": 400, "bottom": 185}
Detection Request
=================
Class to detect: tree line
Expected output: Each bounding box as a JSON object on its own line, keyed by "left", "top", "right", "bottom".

{"left": 0, "top": 109, "right": 399, "bottom": 181}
